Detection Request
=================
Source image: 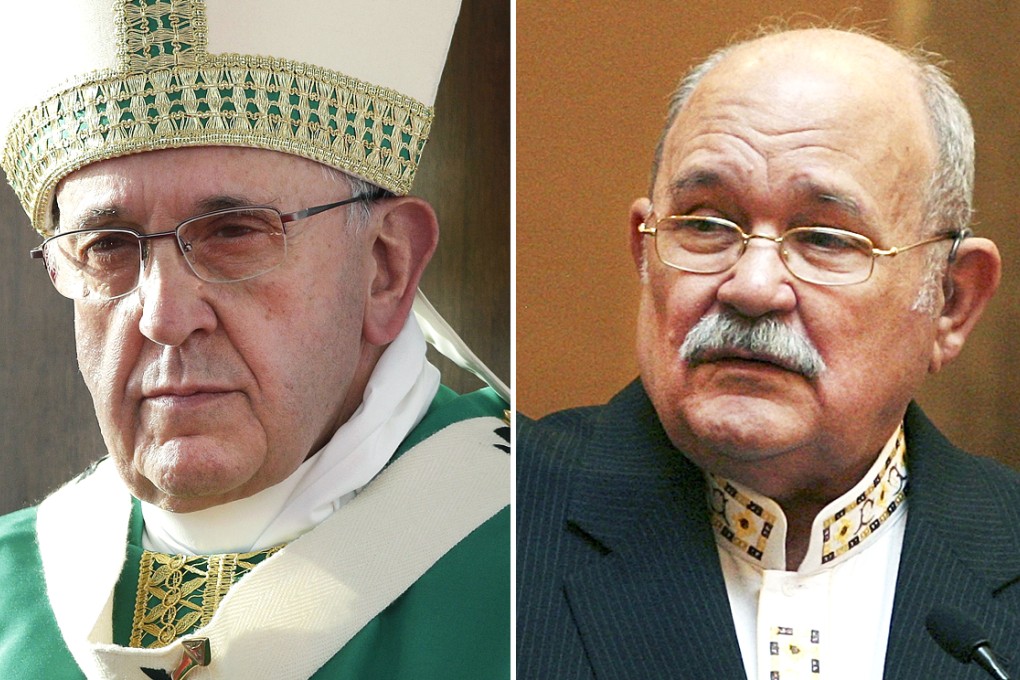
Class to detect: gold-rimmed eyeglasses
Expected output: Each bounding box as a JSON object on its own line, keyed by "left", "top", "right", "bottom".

{"left": 30, "top": 192, "right": 381, "bottom": 301}
{"left": 638, "top": 214, "right": 970, "bottom": 286}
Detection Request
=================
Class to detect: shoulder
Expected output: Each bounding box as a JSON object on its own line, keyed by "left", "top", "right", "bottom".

{"left": 904, "top": 402, "right": 1020, "bottom": 502}
{"left": 399, "top": 386, "right": 508, "bottom": 454}
{"left": 319, "top": 508, "right": 510, "bottom": 680}
{"left": 0, "top": 506, "right": 83, "bottom": 678}
{"left": 516, "top": 404, "right": 608, "bottom": 519}
{"left": 903, "top": 402, "right": 1020, "bottom": 586}
{"left": 516, "top": 380, "right": 657, "bottom": 476}
{"left": 516, "top": 403, "right": 615, "bottom": 573}
{"left": 0, "top": 504, "right": 41, "bottom": 565}
{"left": 517, "top": 404, "right": 604, "bottom": 472}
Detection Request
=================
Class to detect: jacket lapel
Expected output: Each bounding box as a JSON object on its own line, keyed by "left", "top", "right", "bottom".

{"left": 562, "top": 382, "right": 747, "bottom": 679}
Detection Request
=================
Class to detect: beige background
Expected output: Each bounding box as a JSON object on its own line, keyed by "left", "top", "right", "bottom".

{"left": 517, "top": 1, "right": 1020, "bottom": 472}
{"left": 0, "top": 0, "right": 509, "bottom": 515}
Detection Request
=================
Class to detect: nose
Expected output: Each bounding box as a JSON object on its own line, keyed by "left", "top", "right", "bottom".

{"left": 715, "top": 234, "right": 798, "bottom": 318}
{"left": 136, "top": 237, "right": 217, "bottom": 346}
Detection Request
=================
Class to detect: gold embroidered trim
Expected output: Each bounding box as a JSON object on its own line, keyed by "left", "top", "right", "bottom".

{"left": 2, "top": 0, "right": 431, "bottom": 235}
{"left": 821, "top": 427, "right": 907, "bottom": 563}
{"left": 709, "top": 478, "right": 778, "bottom": 562}
{"left": 130, "top": 546, "right": 281, "bottom": 649}
{"left": 116, "top": 0, "right": 208, "bottom": 71}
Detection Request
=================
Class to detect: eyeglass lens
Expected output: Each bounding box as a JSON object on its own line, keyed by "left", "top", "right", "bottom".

{"left": 654, "top": 217, "right": 875, "bottom": 285}
{"left": 41, "top": 207, "right": 287, "bottom": 300}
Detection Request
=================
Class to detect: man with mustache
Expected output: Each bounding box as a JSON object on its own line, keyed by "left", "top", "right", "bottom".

{"left": 517, "top": 27, "right": 1019, "bottom": 678}
{"left": 0, "top": 1, "right": 510, "bottom": 678}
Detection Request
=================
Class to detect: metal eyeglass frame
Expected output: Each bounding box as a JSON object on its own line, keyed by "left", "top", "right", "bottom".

{"left": 30, "top": 191, "right": 382, "bottom": 300}
{"left": 637, "top": 213, "right": 971, "bottom": 286}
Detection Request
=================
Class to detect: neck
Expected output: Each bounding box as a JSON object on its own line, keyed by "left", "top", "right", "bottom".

{"left": 776, "top": 496, "right": 827, "bottom": 570}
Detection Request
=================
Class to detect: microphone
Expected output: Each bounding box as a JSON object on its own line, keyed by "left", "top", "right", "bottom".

{"left": 926, "top": 606, "right": 1011, "bottom": 680}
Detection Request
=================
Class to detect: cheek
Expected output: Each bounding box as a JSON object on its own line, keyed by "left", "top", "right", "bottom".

{"left": 244, "top": 259, "right": 368, "bottom": 425}
{"left": 74, "top": 303, "right": 138, "bottom": 412}
{"left": 807, "top": 294, "right": 935, "bottom": 416}
{"left": 636, "top": 275, "right": 717, "bottom": 401}
{"left": 641, "top": 273, "right": 719, "bottom": 350}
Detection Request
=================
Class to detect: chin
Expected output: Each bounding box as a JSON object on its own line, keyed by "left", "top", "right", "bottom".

{"left": 670, "top": 394, "right": 815, "bottom": 462}
{"left": 131, "top": 436, "right": 264, "bottom": 511}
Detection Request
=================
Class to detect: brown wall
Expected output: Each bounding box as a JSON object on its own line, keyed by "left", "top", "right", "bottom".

{"left": 517, "top": 0, "right": 1020, "bottom": 472}
{"left": 0, "top": 0, "right": 509, "bottom": 515}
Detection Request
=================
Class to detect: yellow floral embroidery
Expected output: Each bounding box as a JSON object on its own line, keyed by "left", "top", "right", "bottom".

{"left": 821, "top": 427, "right": 907, "bottom": 563}
{"left": 709, "top": 479, "right": 777, "bottom": 562}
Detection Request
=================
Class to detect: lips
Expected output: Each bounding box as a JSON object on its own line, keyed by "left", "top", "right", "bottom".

{"left": 140, "top": 384, "right": 241, "bottom": 412}
{"left": 143, "top": 385, "right": 232, "bottom": 399}
{"left": 690, "top": 347, "right": 806, "bottom": 374}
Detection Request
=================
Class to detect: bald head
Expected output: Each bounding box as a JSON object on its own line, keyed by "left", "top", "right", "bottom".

{"left": 651, "top": 28, "right": 974, "bottom": 239}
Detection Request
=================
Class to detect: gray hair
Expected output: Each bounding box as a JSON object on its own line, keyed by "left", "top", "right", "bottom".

{"left": 648, "top": 29, "right": 975, "bottom": 314}
{"left": 321, "top": 166, "right": 393, "bottom": 232}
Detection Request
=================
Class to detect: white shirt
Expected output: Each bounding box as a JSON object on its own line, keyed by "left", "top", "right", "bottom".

{"left": 710, "top": 427, "right": 909, "bottom": 680}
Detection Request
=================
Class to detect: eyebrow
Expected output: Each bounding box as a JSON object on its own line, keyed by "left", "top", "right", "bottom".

{"left": 667, "top": 169, "right": 722, "bottom": 200}
{"left": 70, "top": 207, "right": 121, "bottom": 231}
{"left": 64, "top": 194, "right": 265, "bottom": 232}
{"left": 194, "top": 194, "right": 267, "bottom": 214}
{"left": 808, "top": 185, "right": 862, "bottom": 219}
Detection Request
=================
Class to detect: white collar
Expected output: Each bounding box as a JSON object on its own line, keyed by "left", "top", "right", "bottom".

{"left": 141, "top": 315, "right": 440, "bottom": 554}
{"left": 707, "top": 425, "right": 909, "bottom": 573}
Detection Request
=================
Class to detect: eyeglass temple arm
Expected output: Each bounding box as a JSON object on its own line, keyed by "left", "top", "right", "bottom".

{"left": 279, "top": 190, "right": 387, "bottom": 224}
{"left": 872, "top": 228, "right": 972, "bottom": 261}
{"left": 947, "top": 227, "right": 973, "bottom": 263}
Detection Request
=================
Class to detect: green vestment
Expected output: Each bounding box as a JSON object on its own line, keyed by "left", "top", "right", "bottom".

{"left": 0, "top": 387, "right": 509, "bottom": 679}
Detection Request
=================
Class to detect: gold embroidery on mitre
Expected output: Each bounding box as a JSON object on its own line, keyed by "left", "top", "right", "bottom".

{"left": 116, "top": 0, "right": 208, "bottom": 70}
{"left": 130, "top": 547, "right": 281, "bottom": 649}
{"left": 2, "top": 0, "right": 432, "bottom": 235}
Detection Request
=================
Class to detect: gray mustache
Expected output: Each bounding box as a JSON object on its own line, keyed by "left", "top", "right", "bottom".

{"left": 679, "top": 313, "right": 827, "bottom": 379}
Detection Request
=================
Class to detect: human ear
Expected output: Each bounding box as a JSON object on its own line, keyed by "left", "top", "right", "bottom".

{"left": 363, "top": 197, "right": 439, "bottom": 346}
{"left": 929, "top": 237, "right": 1001, "bottom": 372}
{"left": 630, "top": 198, "right": 654, "bottom": 277}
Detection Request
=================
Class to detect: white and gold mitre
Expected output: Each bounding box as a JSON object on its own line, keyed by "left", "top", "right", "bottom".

{"left": 0, "top": 0, "right": 462, "bottom": 235}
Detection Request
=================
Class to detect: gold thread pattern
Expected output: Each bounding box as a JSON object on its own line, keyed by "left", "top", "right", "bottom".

{"left": 130, "top": 547, "right": 281, "bottom": 649}
{"left": 820, "top": 427, "right": 907, "bottom": 563}
{"left": 2, "top": 0, "right": 432, "bottom": 235}
{"left": 708, "top": 478, "right": 777, "bottom": 562}
{"left": 118, "top": 0, "right": 208, "bottom": 71}
{"left": 768, "top": 626, "right": 821, "bottom": 678}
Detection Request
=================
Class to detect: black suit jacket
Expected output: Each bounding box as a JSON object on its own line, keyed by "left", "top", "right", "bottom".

{"left": 517, "top": 380, "right": 1020, "bottom": 679}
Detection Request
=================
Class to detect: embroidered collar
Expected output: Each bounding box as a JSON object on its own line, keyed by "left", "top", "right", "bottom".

{"left": 707, "top": 425, "right": 908, "bottom": 572}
